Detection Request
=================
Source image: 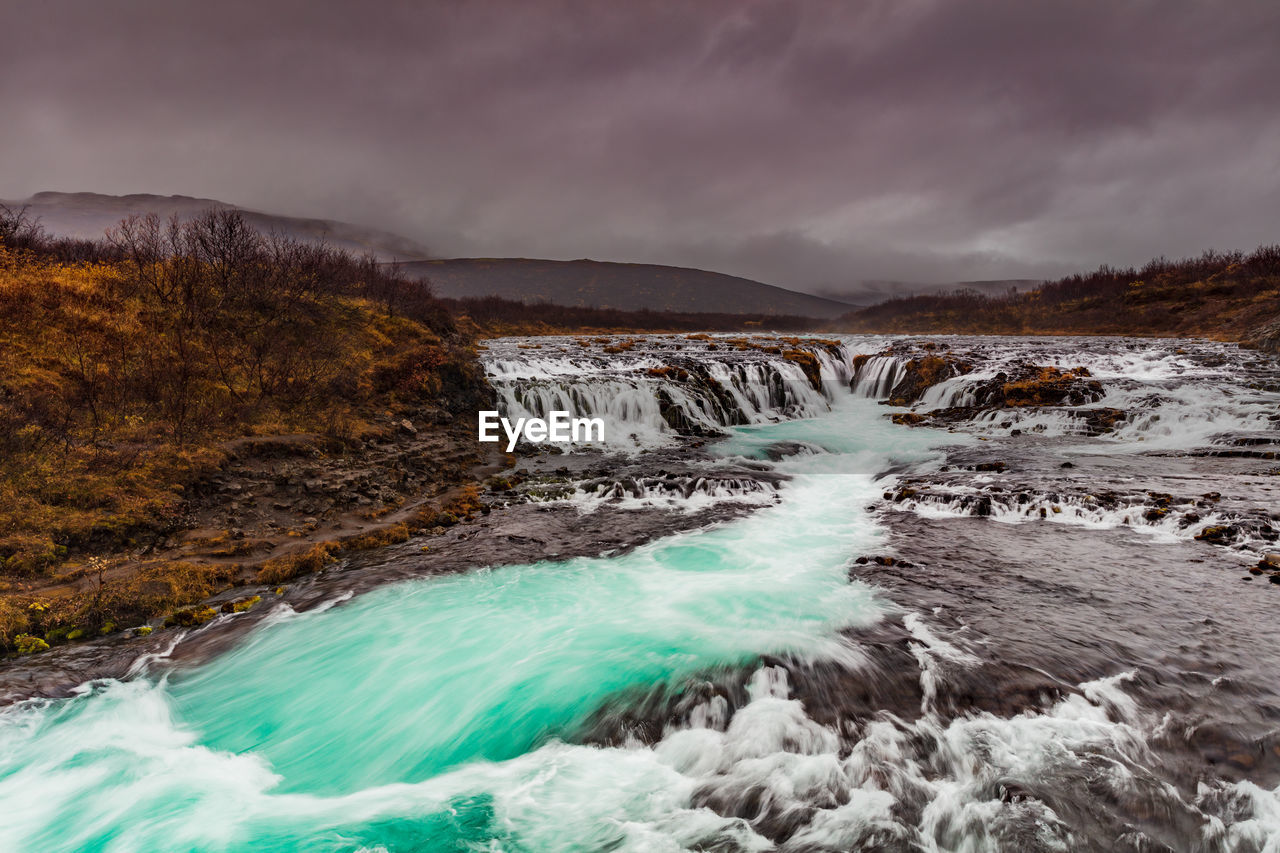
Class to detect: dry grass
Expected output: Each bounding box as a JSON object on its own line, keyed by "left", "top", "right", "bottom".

{"left": 256, "top": 543, "right": 340, "bottom": 585}
{"left": 0, "top": 213, "right": 487, "bottom": 650}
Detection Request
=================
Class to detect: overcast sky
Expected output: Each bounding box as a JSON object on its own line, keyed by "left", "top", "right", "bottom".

{"left": 3, "top": 0, "right": 1279, "bottom": 292}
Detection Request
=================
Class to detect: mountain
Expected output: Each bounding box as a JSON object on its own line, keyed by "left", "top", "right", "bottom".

{"left": 396, "top": 258, "right": 856, "bottom": 318}
{"left": 6, "top": 193, "right": 856, "bottom": 316}
{"left": 2, "top": 192, "right": 432, "bottom": 262}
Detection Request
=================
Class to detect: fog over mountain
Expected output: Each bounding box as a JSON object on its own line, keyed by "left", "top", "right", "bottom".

{"left": 3, "top": 192, "right": 432, "bottom": 262}
{"left": 3, "top": 1, "right": 1279, "bottom": 294}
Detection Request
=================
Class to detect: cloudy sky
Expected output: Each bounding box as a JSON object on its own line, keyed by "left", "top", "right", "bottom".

{"left": 3, "top": 0, "right": 1279, "bottom": 293}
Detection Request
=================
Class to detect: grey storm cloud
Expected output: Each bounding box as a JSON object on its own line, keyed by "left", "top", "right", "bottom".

{"left": 3, "top": 0, "right": 1279, "bottom": 292}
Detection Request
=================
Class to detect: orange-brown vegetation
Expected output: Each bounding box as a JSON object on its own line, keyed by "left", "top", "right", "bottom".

{"left": 1001, "top": 367, "right": 1101, "bottom": 407}
{"left": 0, "top": 206, "right": 487, "bottom": 650}
{"left": 886, "top": 356, "right": 973, "bottom": 406}
{"left": 442, "top": 295, "right": 822, "bottom": 337}
{"left": 781, "top": 350, "right": 823, "bottom": 390}
{"left": 839, "top": 245, "right": 1280, "bottom": 343}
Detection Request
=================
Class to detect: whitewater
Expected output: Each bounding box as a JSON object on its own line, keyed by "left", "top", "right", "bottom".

{"left": 1, "top": 334, "right": 1278, "bottom": 852}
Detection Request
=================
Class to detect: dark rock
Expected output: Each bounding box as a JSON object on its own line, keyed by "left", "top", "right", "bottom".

{"left": 877, "top": 353, "right": 973, "bottom": 406}
{"left": 1078, "top": 407, "right": 1129, "bottom": 435}
{"left": 1244, "top": 318, "right": 1280, "bottom": 354}
{"left": 1195, "top": 525, "right": 1239, "bottom": 545}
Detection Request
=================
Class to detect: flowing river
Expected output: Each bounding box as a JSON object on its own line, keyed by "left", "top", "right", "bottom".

{"left": 1, "top": 334, "right": 1279, "bottom": 851}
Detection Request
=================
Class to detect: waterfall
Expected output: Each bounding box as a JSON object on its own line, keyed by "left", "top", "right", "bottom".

{"left": 482, "top": 335, "right": 859, "bottom": 447}
{"left": 849, "top": 355, "right": 910, "bottom": 398}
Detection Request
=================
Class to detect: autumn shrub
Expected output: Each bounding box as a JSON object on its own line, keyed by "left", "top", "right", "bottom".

{"left": 341, "top": 523, "right": 411, "bottom": 551}
{"left": 0, "top": 209, "right": 480, "bottom": 586}
{"left": 256, "top": 543, "right": 339, "bottom": 584}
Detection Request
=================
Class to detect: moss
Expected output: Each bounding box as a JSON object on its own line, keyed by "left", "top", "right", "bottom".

{"left": 14, "top": 633, "right": 48, "bottom": 654}
{"left": 136, "top": 625, "right": 153, "bottom": 636}
{"left": 221, "top": 595, "right": 261, "bottom": 614}
{"left": 1195, "top": 525, "right": 1239, "bottom": 545}
{"left": 885, "top": 355, "right": 972, "bottom": 406}
{"left": 645, "top": 366, "right": 691, "bottom": 381}
{"left": 781, "top": 350, "right": 823, "bottom": 391}
{"left": 164, "top": 606, "right": 219, "bottom": 628}
{"left": 1001, "top": 367, "right": 1101, "bottom": 407}
{"left": 44, "top": 625, "right": 72, "bottom": 643}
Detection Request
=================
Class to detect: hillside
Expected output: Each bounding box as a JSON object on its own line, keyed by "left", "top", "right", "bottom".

{"left": 395, "top": 258, "right": 855, "bottom": 318}
{"left": 837, "top": 246, "right": 1280, "bottom": 350}
{"left": 3, "top": 192, "right": 433, "bottom": 262}
{"left": 0, "top": 208, "right": 490, "bottom": 652}
{"left": 818, "top": 278, "right": 1042, "bottom": 306}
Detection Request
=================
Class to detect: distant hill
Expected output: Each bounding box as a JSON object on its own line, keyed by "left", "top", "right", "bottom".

{"left": 817, "top": 279, "right": 1043, "bottom": 306}
{"left": 837, "top": 245, "right": 1280, "bottom": 348}
{"left": 395, "top": 258, "right": 855, "bottom": 318}
{"left": 2, "top": 192, "right": 432, "bottom": 262}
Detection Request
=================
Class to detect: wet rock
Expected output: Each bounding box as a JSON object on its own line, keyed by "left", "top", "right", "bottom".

{"left": 1000, "top": 366, "right": 1105, "bottom": 407}
{"left": 1077, "top": 407, "right": 1129, "bottom": 435}
{"left": 885, "top": 354, "right": 973, "bottom": 406}
{"left": 1244, "top": 318, "right": 1280, "bottom": 353}
{"left": 1195, "top": 525, "right": 1239, "bottom": 545}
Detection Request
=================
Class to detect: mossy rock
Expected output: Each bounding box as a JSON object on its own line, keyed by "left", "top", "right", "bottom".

{"left": 220, "top": 595, "right": 261, "bottom": 614}
{"left": 164, "top": 606, "right": 219, "bottom": 628}
{"left": 1195, "top": 525, "right": 1239, "bottom": 545}
{"left": 15, "top": 633, "right": 49, "bottom": 654}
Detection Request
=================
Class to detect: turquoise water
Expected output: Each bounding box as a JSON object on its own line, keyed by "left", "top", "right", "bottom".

{"left": 0, "top": 398, "right": 942, "bottom": 852}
